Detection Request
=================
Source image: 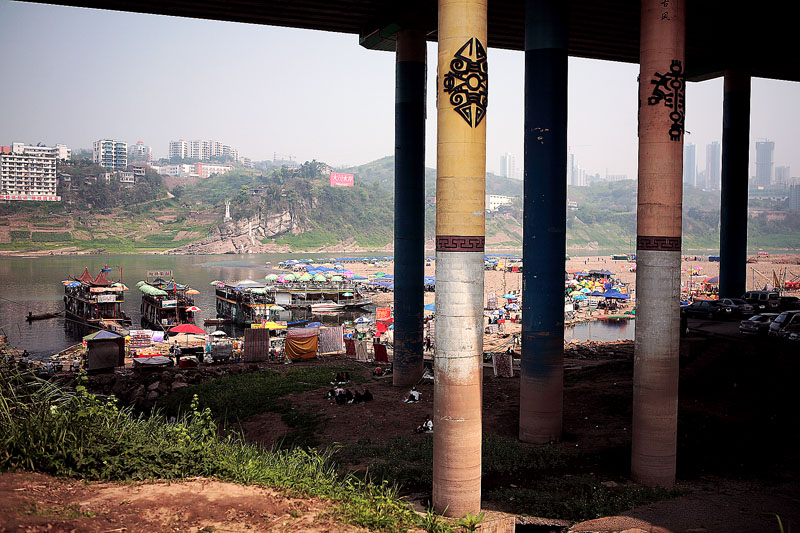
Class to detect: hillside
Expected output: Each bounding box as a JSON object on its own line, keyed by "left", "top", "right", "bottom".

{"left": 1, "top": 156, "right": 798, "bottom": 254}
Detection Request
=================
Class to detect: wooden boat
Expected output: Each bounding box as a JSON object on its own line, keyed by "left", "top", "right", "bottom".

{"left": 597, "top": 314, "right": 635, "bottom": 320}
{"left": 26, "top": 311, "right": 62, "bottom": 321}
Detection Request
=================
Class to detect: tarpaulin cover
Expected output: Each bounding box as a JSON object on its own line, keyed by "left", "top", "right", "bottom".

{"left": 344, "top": 338, "right": 356, "bottom": 356}
{"left": 318, "top": 326, "right": 344, "bottom": 354}
{"left": 287, "top": 327, "right": 319, "bottom": 338}
{"left": 355, "top": 340, "right": 370, "bottom": 361}
{"left": 373, "top": 343, "right": 388, "bottom": 362}
{"left": 286, "top": 335, "right": 318, "bottom": 360}
{"left": 243, "top": 328, "right": 270, "bottom": 362}
{"left": 492, "top": 353, "right": 514, "bottom": 378}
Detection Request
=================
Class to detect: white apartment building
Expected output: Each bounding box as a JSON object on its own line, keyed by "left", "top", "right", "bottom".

{"left": 128, "top": 141, "right": 152, "bottom": 162}
{"left": 169, "top": 139, "right": 239, "bottom": 162}
{"left": 485, "top": 194, "right": 516, "bottom": 212}
{"left": 93, "top": 139, "right": 128, "bottom": 170}
{"left": 0, "top": 152, "right": 59, "bottom": 199}
{"left": 11, "top": 142, "right": 71, "bottom": 160}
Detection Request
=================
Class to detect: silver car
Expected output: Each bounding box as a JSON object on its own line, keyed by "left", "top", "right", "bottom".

{"left": 739, "top": 313, "right": 779, "bottom": 336}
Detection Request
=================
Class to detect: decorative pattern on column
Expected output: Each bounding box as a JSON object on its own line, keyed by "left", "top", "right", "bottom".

{"left": 519, "top": 0, "right": 568, "bottom": 445}
{"left": 632, "top": 0, "right": 685, "bottom": 488}
{"left": 393, "top": 29, "right": 427, "bottom": 387}
{"left": 433, "top": 0, "right": 487, "bottom": 518}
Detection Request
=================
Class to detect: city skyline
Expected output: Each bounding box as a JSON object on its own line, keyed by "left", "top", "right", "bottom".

{"left": 1, "top": 1, "right": 799, "bottom": 181}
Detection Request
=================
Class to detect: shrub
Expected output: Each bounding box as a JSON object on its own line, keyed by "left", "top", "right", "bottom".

{"left": 10, "top": 230, "right": 31, "bottom": 241}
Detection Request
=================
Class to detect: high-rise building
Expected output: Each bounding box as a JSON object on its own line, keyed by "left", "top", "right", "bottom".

{"left": 169, "top": 139, "right": 240, "bottom": 162}
{"left": 775, "top": 165, "right": 790, "bottom": 186}
{"left": 128, "top": 141, "right": 152, "bottom": 162}
{"left": 789, "top": 184, "right": 800, "bottom": 212}
{"left": 705, "top": 141, "right": 721, "bottom": 190}
{"left": 0, "top": 142, "right": 64, "bottom": 199}
{"left": 93, "top": 139, "right": 127, "bottom": 170}
{"left": 755, "top": 140, "right": 775, "bottom": 187}
{"left": 683, "top": 143, "right": 696, "bottom": 186}
{"left": 500, "top": 152, "right": 516, "bottom": 179}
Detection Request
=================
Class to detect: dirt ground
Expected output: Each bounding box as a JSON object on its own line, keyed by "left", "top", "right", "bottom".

{"left": 3, "top": 322, "right": 799, "bottom": 532}
{"left": 242, "top": 321, "right": 800, "bottom": 532}
{"left": 0, "top": 472, "right": 366, "bottom": 533}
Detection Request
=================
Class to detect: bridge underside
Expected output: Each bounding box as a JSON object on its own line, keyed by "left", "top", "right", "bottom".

{"left": 22, "top": 0, "right": 800, "bottom": 82}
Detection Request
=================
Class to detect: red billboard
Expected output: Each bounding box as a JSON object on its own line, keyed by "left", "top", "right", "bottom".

{"left": 329, "top": 172, "right": 354, "bottom": 187}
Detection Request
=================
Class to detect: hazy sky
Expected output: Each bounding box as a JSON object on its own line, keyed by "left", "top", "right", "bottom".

{"left": 1, "top": 0, "right": 798, "bottom": 180}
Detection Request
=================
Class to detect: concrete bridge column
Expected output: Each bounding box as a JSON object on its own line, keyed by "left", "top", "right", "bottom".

{"left": 433, "top": 0, "right": 487, "bottom": 517}
{"left": 719, "top": 69, "right": 751, "bottom": 298}
{"left": 393, "top": 29, "right": 427, "bottom": 387}
{"left": 632, "top": 0, "right": 685, "bottom": 487}
{"left": 519, "top": 0, "right": 568, "bottom": 445}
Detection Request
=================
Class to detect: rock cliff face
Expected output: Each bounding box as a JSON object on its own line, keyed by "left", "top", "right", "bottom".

{"left": 167, "top": 207, "right": 310, "bottom": 255}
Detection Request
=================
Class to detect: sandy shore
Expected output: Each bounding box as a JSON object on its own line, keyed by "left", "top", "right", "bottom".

{"left": 341, "top": 254, "right": 800, "bottom": 311}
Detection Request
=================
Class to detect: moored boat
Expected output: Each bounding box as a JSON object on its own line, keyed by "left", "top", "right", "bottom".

{"left": 138, "top": 274, "right": 199, "bottom": 331}
{"left": 311, "top": 301, "right": 345, "bottom": 312}
{"left": 63, "top": 268, "right": 132, "bottom": 331}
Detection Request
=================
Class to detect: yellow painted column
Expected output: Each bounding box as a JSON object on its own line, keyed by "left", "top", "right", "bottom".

{"left": 433, "top": 0, "right": 487, "bottom": 517}
{"left": 632, "top": 0, "right": 685, "bottom": 488}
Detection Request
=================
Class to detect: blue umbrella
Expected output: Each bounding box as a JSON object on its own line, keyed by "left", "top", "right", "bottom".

{"left": 424, "top": 303, "right": 436, "bottom": 312}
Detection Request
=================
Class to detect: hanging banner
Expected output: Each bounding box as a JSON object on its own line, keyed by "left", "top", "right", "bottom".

{"left": 147, "top": 270, "right": 173, "bottom": 278}
{"left": 376, "top": 307, "right": 391, "bottom": 320}
{"left": 96, "top": 294, "right": 116, "bottom": 303}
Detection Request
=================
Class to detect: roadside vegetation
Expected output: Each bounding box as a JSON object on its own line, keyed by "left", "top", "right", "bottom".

{"left": 0, "top": 359, "right": 440, "bottom": 532}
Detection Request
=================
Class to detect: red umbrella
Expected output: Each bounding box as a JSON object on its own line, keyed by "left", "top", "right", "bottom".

{"left": 185, "top": 306, "right": 202, "bottom": 313}
{"left": 169, "top": 323, "right": 206, "bottom": 335}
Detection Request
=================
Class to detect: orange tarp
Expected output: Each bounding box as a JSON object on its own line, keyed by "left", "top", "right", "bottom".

{"left": 285, "top": 335, "right": 318, "bottom": 361}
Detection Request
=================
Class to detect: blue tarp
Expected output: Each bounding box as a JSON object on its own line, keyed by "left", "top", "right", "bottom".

{"left": 601, "top": 289, "right": 630, "bottom": 300}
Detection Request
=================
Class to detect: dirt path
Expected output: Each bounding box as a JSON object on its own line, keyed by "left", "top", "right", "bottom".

{"left": 0, "top": 472, "right": 366, "bottom": 533}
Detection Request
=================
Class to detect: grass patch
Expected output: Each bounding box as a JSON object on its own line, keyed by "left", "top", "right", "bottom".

{"left": 484, "top": 476, "right": 683, "bottom": 521}
{"left": 336, "top": 432, "right": 565, "bottom": 492}
{"left": 158, "top": 366, "right": 362, "bottom": 448}
{"left": 24, "top": 502, "right": 96, "bottom": 520}
{"left": 10, "top": 230, "right": 31, "bottom": 241}
{"left": 0, "top": 360, "right": 445, "bottom": 532}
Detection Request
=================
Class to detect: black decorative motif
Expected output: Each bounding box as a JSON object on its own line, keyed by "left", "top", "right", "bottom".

{"left": 442, "top": 38, "right": 488, "bottom": 128}
{"left": 637, "top": 235, "right": 681, "bottom": 251}
{"left": 647, "top": 60, "right": 685, "bottom": 141}
{"left": 436, "top": 235, "right": 485, "bottom": 252}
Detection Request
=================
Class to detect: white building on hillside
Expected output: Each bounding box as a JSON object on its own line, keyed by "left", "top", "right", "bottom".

{"left": 0, "top": 147, "right": 59, "bottom": 199}
{"left": 485, "top": 194, "right": 516, "bottom": 213}
{"left": 11, "top": 142, "right": 70, "bottom": 160}
{"left": 93, "top": 139, "right": 127, "bottom": 170}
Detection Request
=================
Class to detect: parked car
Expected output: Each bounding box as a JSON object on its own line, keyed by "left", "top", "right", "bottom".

{"left": 742, "top": 291, "right": 780, "bottom": 312}
{"left": 717, "top": 298, "right": 754, "bottom": 317}
{"left": 681, "top": 300, "right": 723, "bottom": 319}
{"left": 739, "top": 313, "right": 779, "bottom": 336}
{"left": 779, "top": 296, "right": 800, "bottom": 311}
{"left": 768, "top": 310, "right": 800, "bottom": 338}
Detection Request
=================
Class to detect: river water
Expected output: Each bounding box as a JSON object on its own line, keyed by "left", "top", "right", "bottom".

{"left": 0, "top": 253, "right": 634, "bottom": 361}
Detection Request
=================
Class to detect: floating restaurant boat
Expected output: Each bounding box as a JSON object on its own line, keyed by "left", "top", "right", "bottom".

{"left": 63, "top": 268, "right": 132, "bottom": 332}
{"left": 137, "top": 273, "right": 199, "bottom": 331}
{"left": 213, "top": 278, "right": 370, "bottom": 326}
